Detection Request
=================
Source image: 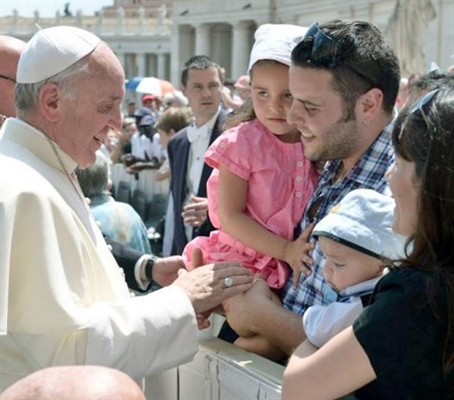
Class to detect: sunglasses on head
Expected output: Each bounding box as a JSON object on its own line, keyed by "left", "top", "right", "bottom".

{"left": 0, "top": 74, "right": 16, "bottom": 83}
{"left": 408, "top": 88, "right": 439, "bottom": 126}
{"left": 296, "top": 22, "right": 376, "bottom": 89}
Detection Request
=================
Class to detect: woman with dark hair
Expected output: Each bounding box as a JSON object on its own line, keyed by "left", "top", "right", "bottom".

{"left": 282, "top": 87, "right": 454, "bottom": 399}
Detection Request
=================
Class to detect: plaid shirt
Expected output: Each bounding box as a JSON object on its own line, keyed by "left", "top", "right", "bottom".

{"left": 282, "top": 121, "right": 395, "bottom": 314}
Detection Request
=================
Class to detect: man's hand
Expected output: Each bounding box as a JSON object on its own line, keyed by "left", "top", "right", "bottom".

{"left": 152, "top": 256, "right": 186, "bottom": 286}
{"left": 222, "top": 279, "right": 275, "bottom": 337}
{"left": 126, "top": 161, "right": 147, "bottom": 174}
{"left": 121, "top": 154, "right": 140, "bottom": 167}
{"left": 224, "top": 279, "right": 307, "bottom": 356}
{"left": 126, "top": 161, "right": 160, "bottom": 174}
{"left": 182, "top": 196, "right": 208, "bottom": 227}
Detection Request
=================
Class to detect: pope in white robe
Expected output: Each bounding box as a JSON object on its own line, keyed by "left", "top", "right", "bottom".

{"left": 0, "top": 25, "right": 253, "bottom": 392}
{"left": 0, "top": 117, "right": 199, "bottom": 391}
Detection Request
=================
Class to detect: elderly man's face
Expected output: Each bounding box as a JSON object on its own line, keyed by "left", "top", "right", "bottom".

{"left": 0, "top": 36, "right": 26, "bottom": 122}
{"left": 55, "top": 44, "right": 125, "bottom": 168}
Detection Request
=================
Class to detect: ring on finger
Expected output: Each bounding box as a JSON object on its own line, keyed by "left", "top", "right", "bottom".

{"left": 224, "top": 277, "right": 233, "bottom": 288}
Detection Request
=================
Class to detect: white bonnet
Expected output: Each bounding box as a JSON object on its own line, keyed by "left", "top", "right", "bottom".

{"left": 247, "top": 24, "right": 308, "bottom": 73}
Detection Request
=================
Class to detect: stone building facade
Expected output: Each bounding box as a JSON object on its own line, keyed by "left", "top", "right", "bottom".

{"left": 0, "top": 0, "right": 452, "bottom": 87}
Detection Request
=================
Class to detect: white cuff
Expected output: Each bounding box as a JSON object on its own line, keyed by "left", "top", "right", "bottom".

{"left": 135, "top": 254, "right": 151, "bottom": 291}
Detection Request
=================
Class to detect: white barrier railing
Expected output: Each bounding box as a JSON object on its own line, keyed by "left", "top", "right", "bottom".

{"left": 110, "top": 164, "right": 169, "bottom": 205}
{"left": 144, "top": 331, "right": 284, "bottom": 400}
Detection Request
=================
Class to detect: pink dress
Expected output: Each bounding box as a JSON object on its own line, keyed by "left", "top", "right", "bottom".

{"left": 183, "top": 119, "right": 317, "bottom": 288}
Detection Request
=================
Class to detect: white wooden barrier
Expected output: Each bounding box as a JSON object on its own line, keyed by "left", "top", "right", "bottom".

{"left": 144, "top": 331, "right": 284, "bottom": 400}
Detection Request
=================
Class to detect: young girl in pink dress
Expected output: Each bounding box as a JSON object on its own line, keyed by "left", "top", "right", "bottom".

{"left": 183, "top": 24, "right": 317, "bottom": 359}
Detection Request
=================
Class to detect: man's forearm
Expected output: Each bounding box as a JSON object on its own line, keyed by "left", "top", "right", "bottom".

{"left": 255, "top": 301, "right": 307, "bottom": 356}
{"left": 224, "top": 281, "right": 307, "bottom": 356}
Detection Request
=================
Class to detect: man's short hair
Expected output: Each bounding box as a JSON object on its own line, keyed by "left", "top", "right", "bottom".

{"left": 291, "top": 19, "right": 400, "bottom": 116}
{"left": 15, "top": 52, "right": 93, "bottom": 113}
{"left": 407, "top": 70, "right": 454, "bottom": 106}
{"left": 180, "top": 55, "right": 223, "bottom": 87}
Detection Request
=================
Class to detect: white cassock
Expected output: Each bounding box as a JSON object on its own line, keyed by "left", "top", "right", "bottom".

{"left": 0, "top": 118, "right": 198, "bottom": 391}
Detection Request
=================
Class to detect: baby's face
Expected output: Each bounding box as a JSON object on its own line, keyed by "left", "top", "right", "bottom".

{"left": 319, "top": 237, "right": 384, "bottom": 293}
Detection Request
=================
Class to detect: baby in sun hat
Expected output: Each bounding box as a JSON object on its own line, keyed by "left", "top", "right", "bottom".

{"left": 303, "top": 188, "right": 406, "bottom": 348}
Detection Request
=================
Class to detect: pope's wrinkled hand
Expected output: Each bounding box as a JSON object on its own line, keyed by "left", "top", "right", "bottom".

{"left": 173, "top": 262, "right": 253, "bottom": 315}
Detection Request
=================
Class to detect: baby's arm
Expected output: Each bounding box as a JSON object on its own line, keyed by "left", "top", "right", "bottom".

{"left": 303, "top": 300, "right": 364, "bottom": 348}
{"left": 217, "top": 165, "right": 313, "bottom": 283}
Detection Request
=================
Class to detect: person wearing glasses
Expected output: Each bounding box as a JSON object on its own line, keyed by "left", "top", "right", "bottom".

{"left": 283, "top": 87, "right": 454, "bottom": 399}
{"left": 0, "top": 36, "right": 25, "bottom": 127}
{"left": 406, "top": 69, "right": 454, "bottom": 107}
{"left": 224, "top": 19, "right": 400, "bottom": 357}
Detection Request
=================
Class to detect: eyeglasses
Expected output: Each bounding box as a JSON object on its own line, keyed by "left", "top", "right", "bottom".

{"left": 295, "top": 22, "right": 376, "bottom": 88}
{"left": 408, "top": 88, "right": 439, "bottom": 127}
{"left": 0, "top": 74, "right": 16, "bottom": 83}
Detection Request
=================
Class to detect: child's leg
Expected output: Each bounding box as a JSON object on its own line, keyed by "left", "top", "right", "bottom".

{"left": 234, "top": 335, "right": 285, "bottom": 363}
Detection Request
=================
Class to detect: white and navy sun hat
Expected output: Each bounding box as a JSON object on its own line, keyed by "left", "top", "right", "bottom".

{"left": 313, "top": 189, "right": 406, "bottom": 260}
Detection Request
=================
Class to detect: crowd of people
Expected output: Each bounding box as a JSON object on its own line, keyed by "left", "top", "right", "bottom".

{"left": 0, "top": 16, "right": 454, "bottom": 400}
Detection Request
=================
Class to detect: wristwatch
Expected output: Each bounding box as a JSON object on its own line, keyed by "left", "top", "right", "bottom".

{"left": 145, "top": 255, "right": 158, "bottom": 282}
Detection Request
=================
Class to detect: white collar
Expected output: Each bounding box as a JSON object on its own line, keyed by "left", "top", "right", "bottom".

{"left": 187, "top": 107, "right": 221, "bottom": 143}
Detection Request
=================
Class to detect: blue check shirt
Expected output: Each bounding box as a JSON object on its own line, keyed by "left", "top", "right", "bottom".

{"left": 282, "top": 121, "right": 395, "bottom": 314}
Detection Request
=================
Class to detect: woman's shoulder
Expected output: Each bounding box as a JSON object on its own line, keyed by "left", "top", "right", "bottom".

{"left": 372, "top": 267, "right": 445, "bottom": 310}
{"left": 379, "top": 267, "right": 432, "bottom": 288}
{"left": 354, "top": 268, "right": 438, "bottom": 344}
{"left": 375, "top": 267, "right": 429, "bottom": 295}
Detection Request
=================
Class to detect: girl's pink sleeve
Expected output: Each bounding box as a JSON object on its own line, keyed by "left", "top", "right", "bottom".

{"left": 204, "top": 125, "right": 252, "bottom": 181}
